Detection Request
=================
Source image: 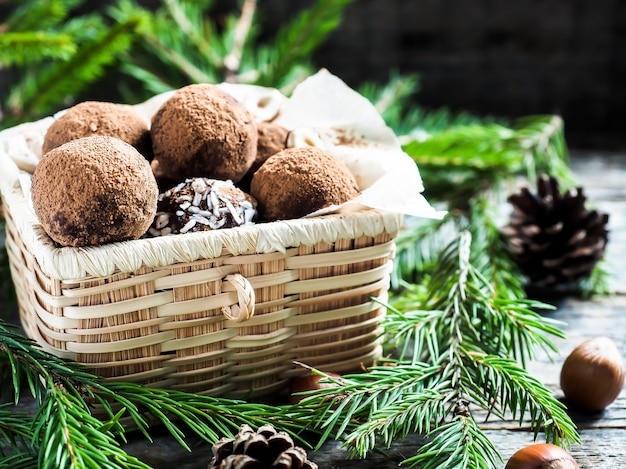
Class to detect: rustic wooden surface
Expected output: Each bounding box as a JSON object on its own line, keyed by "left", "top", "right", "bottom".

{"left": 2, "top": 151, "right": 626, "bottom": 468}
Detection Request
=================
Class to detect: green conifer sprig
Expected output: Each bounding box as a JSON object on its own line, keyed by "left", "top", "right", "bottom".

{"left": 0, "top": 32, "right": 76, "bottom": 67}
{"left": 404, "top": 415, "right": 500, "bottom": 469}
{"left": 278, "top": 231, "right": 579, "bottom": 468}
{"left": 2, "top": 0, "right": 82, "bottom": 33}
{"left": 7, "top": 14, "right": 145, "bottom": 120}
{"left": 0, "top": 319, "right": 318, "bottom": 468}
{"left": 251, "top": 0, "right": 354, "bottom": 89}
{"left": 0, "top": 0, "right": 144, "bottom": 127}
{"left": 0, "top": 406, "right": 34, "bottom": 459}
{"left": 110, "top": 0, "right": 355, "bottom": 101}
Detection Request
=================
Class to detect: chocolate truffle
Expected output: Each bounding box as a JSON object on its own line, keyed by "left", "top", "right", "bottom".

{"left": 31, "top": 136, "right": 158, "bottom": 247}
{"left": 254, "top": 122, "right": 289, "bottom": 171}
{"left": 148, "top": 178, "right": 257, "bottom": 236}
{"left": 42, "top": 101, "right": 152, "bottom": 158}
{"left": 150, "top": 84, "right": 258, "bottom": 183}
{"left": 239, "top": 121, "right": 289, "bottom": 193}
{"left": 250, "top": 147, "right": 360, "bottom": 221}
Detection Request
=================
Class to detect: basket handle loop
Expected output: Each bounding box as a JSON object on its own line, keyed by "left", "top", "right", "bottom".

{"left": 222, "top": 273, "right": 255, "bottom": 322}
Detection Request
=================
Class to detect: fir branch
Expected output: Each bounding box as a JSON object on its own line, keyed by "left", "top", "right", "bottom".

{"left": 0, "top": 453, "right": 39, "bottom": 469}
{"left": 163, "top": 0, "right": 218, "bottom": 64}
{"left": 579, "top": 259, "right": 613, "bottom": 298}
{"left": 0, "top": 406, "right": 35, "bottom": 459}
{"left": 0, "top": 32, "right": 76, "bottom": 66}
{"left": 391, "top": 216, "right": 454, "bottom": 288}
{"left": 389, "top": 231, "right": 563, "bottom": 367}
{"left": 514, "top": 115, "right": 572, "bottom": 189}
{"left": 358, "top": 72, "right": 421, "bottom": 123}
{"left": 464, "top": 196, "right": 527, "bottom": 299}
{"left": 278, "top": 231, "right": 578, "bottom": 468}
{"left": 109, "top": 0, "right": 219, "bottom": 91}
{"left": 223, "top": 0, "right": 256, "bottom": 81}
{"left": 0, "top": 319, "right": 312, "bottom": 467}
{"left": 402, "top": 115, "right": 573, "bottom": 205}
{"left": 3, "top": 0, "right": 83, "bottom": 33}
{"left": 34, "top": 390, "right": 149, "bottom": 469}
{"left": 6, "top": 14, "right": 144, "bottom": 119}
{"left": 403, "top": 413, "right": 501, "bottom": 469}
{"left": 161, "top": 0, "right": 224, "bottom": 74}
{"left": 253, "top": 0, "right": 354, "bottom": 88}
{"left": 471, "top": 354, "right": 577, "bottom": 445}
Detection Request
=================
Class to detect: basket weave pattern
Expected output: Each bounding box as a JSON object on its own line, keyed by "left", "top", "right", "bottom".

{"left": 3, "top": 196, "right": 398, "bottom": 398}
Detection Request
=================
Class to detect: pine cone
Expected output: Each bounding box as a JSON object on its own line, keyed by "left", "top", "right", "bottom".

{"left": 500, "top": 174, "right": 609, "bottom": 288}
{"left": 208, "top": 424, "right": 318, "bottom": 469}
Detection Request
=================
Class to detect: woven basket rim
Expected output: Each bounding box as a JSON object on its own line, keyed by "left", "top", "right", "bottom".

{"left": 0, "top": 150, "right": 402, "bottom": 281}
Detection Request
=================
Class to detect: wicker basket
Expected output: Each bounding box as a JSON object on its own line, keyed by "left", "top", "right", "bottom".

{"left": 0, "top": 152, "right": 400, "bottom": 398}
{"left": 0, "top": 72, "right": 440, "bottom": 399}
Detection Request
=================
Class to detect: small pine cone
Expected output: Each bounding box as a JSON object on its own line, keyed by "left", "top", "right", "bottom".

{"left": 208, "top": 424, "right": 318, "bottom": 469}
{"left": 500, "top": 174, "right": 609, "bottom": 288}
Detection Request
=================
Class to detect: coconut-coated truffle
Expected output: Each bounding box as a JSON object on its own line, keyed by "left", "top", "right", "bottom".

{"left": 42, "top": 101, "right": 152, "bottom": 158}
{"left": 250, "top": 147, "right": 360, "bottom": 221}
{"left": 31, "top": 136, "right": 158, "bottom": 247}
{"left": 150, "top": 84, "right": 258, "bottom": 183}
{"left": 148, "top": 178, "right": 257, "bottom": 236}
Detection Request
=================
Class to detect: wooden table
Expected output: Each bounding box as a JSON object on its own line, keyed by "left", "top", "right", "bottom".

{"left": 3, "top": 152, "right": 626, "bottom": 468}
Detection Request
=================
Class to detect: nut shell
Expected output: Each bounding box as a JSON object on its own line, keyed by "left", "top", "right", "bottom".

{"left": 560, "top": 336, "right": 625, "bottom": 412}
{"left": 31, "top": 136, "right": 158, "bottom": 247}
{"left": 505, "top": 443, "right": 579, "bottom": 468}
{"left": 289, "top": 372, "right": 341, "bottom": 404}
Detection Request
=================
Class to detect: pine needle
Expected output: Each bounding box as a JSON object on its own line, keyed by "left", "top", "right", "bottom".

{"left": 252, "top": 0, "right": 354, "bottom": 89}
{"left": 7, "top": 14, "right": 144, "bottom": 118}
{"left": 276, "top": 231, "right": 580, "bottom": 468}
{"left": 0, "top": 32, "right": 76, "bottom": 66}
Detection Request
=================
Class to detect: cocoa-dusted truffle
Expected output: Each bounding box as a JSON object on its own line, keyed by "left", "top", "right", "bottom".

{"left": 254, "top": 121, "right": 289, "bottom": 171}
{"left": 42, "top": 101, "right": 152, "bottom": 158}
{"left": 239, "top": 121, "right": 289, "bottom": 192}
{"left": 150, "top": 84, "right": 258, "bottom": 183}
{"left": 31, "top": 136, "right": 158, "bottom": 247}
{"left": 250, "top": 147, "right": 360, "bottom": 221}
{"left": 148, "top": 178, "right": 257, "bottom": 236}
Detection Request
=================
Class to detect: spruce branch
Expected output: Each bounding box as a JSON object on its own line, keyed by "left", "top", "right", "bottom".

{"left": 252, "top": 0, "right": 354, "bottom": 88}
{"left": 6, "top": 13, "right": 144, "bottom": 119}
{"left": 0, "top": 319, "right": 318, "bottom": 467}
{"left": 403, "top": 414, "right": 501, "bottom": 469}
{"left": 278, "top": 231, "right": 579, "bottom": 468}
{"left": 34, "top": 390, "right": 149, "bottom": 469}
{"left": 470, "top": 354, "right": 577, "bottom": 445}
{"left": 389, "top": 231, "right": 564, "bottom": 368}
{"left": 223, "top": 0, "right": 257, "bottom": 82}
{"left": 401, "top": 115, "right": 572, "bottom": 206}
{"left": 3, "top": 0, "right": 83, "bottom": 33}
{"left": 0, "top": 406, "right": 35, "bottom": 459}
{"left": 0, "top": 32, "right": 76, "bottom": 66}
